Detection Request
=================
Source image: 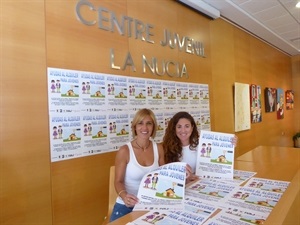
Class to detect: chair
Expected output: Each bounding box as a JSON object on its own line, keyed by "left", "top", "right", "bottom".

{"left": 102, "top": 166, "right": 117, "bottom": 225}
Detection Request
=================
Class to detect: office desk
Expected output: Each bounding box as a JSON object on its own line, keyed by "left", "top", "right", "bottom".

{"left": 108, "top": 146, "right": 300, "bottom": 225}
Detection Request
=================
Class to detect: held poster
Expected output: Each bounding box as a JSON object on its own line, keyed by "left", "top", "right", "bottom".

{"left": 195, "top": 130, "right": 235, "bottom": 179}
{"left": 47, "top": 67, "right": 211, "bottom": 162}
{"left": 133, "top": 162, "right": 186, "bottom": 211}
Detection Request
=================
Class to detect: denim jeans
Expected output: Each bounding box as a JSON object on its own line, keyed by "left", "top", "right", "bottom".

{"left": 109, "top": 202, "right": 133, "bottom": 222}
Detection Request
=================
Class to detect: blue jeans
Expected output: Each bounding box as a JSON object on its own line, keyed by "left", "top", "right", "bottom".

{"left": 109, "top": 202, "right": 133, "bottom": 222}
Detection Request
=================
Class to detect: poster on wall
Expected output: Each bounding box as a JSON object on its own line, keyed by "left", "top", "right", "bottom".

{"left": 250, "top": 84, "right": 262, "bottom": 123}
{"left": 264, "top": 87, "right": 277, "bottom": 113}
{"left": 276, "top": 88, "right": 284, "bottom": 119}
{"left": 234, "top": 82, "right": 251, "bottom": 132}
{"left": 47, "top": 67, "right": 211, "bottom": 162}
{"left": 286, "top": 90, "right": 294, "bottom": 110}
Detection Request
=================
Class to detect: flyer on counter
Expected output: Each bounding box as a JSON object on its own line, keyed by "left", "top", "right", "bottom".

{"left": 220, "top": 186, "right": 283, "bottom": 216}
{"left": 221, "top": 170, "right": 258, "bottom": 185}
{"left": 127, "top": 209, "right": 208, "bottom": 225}
{"left": 232, "top": 170, "right": 257, "bottom": 185}
{"left": 202, "top": 210, "right": 266, "bottom": 225}
{"left": 196, "top": 130, "right": 235, "bottom": 179}
{"left": 185, "top": 179, "right": 237, "bottom": 205}
{"left": 243, "top": 177, "right": 290, "bottom": 193}
{"left": 133, "top": 162, "right": 186, "bottom": 211}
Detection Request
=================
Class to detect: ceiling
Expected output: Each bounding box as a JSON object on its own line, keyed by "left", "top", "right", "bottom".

{"left": 180, "top": 0, "right": 300, "bottom": 56}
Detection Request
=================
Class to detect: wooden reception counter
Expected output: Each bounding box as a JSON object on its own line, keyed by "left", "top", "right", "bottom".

{"left": 107, "top": 146, "right": 300, "bottom": 225}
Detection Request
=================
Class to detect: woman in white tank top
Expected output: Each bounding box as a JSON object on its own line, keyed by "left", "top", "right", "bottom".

{"left": 163, "top": 111, "right": 237, "bottom": 183}
{"left": 163, "top": 111, "right": 200, "bottom": 183}
{"left": 110, "top": 108, "right": 165, "bottom": 222}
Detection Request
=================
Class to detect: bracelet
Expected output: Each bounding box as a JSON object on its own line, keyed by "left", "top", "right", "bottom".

{"left": 118, "top": 189, "right": 126, "bottom": 196}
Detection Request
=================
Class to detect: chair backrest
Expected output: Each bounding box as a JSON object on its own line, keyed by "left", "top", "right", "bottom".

{"left": 102, "top": 165, "right": 117, "bottom": 225}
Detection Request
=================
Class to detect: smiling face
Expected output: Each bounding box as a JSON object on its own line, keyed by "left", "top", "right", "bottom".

{"left": 135, "top": 115, "right": 154, "bottom": 140}
{"left": 175, "top": 118, "right": 193, "bottom": 146}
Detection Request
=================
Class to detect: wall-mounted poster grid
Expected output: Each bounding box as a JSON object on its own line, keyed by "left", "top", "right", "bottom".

{"left": 47, "top": 68, "right": 211, "bottom": 162}
{"left": 250, "top": 84, "right": 262, "bottom": 123}
{"left": 264, "top": 87, "right": 277, "bottom": 113}
{"left": 276, "top": 88, "right": 284, "bottom": 119}
{"left": 285, "top": 90, "right": 294, "bottom": 110}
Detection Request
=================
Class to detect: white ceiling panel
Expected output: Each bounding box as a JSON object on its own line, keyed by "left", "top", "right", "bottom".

{"left": 180, "top": 0, "right": 300, "bottom": 55}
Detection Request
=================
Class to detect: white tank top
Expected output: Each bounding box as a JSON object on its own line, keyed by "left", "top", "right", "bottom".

{"left": 116, "top": 140, "right": 159, "bottom": 204}
{"left": 180, "top": 145, "right": 198, "bottom": 173}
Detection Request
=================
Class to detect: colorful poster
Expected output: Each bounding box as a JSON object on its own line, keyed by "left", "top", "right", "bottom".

{"left": 185, "top": 179, "right": 237, "bottom": 205}
{"left": 243, "top": 177, "right": 290, "bottom": 193}
{"left": 276, "top": 88, "right": 284, "bottom": 119}
{"left": 221, "top": 186, "right": 283, "bottom": 216}
{"left": 250, "top": 84, "right": 262, "bottom": 123}
{"left": 127, "top": 77, "right": 147, "bottom": 107}
{"left": 285, "top": 90, "right": 294, "bottom": 110}
{"left": 162, "top": 81, "right": 177, "bottom": 107}
{"left": 203, "top": 210, "right": 267, "bottom": 225}
{"left": 146, "top": 79, "right": 163, "bottom": 107}
{"left": 49, "top": 114, "right": 83, "bottom": 162}
{"left": 264, "top": 87, "right": 276, "bottom": 113}
{"left": 47, "top": 68, "right": 80, "bottom": 114}
{"left": 133, "top": 162, "right": 186, "bottom": 211}
{"left": 188, "top": 83, "right": 201, "bottom": 108}
{"left": 196, "top": 130, "right": 235, "bottom": 179}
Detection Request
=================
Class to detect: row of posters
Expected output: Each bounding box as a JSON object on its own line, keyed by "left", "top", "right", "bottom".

{"left": 47, "top": 68, "right": 211, "bottom": 162}
{"left": 250, "top": 85, "right": 294, "bottom": 123}
{"left": 235, "top": 82, "right": 294, "bottom": 132}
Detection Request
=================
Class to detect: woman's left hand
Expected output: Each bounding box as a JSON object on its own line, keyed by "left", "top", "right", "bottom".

{"left": 231, "top": 135, "right": 238, "bottom": 147}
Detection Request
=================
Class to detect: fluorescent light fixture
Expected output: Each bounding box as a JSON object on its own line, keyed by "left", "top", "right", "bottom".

{"left": 296, "top": 2, "right": 300, "bottom": 8}
{"left": 178, "top": 0, "right": 220, "bottom": 19}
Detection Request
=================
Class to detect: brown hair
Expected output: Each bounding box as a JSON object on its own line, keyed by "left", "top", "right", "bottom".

{"left": 163, "top": 111, "right": 199, "bottom": 163}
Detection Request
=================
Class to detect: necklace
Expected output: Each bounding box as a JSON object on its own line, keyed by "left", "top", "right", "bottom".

{"left": 136, "top": 140, "right": 151, "bottom": 152}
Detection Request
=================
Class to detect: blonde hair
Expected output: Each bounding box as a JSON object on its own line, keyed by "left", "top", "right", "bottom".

{"left": 131, "top": 108, "right": 157, "bottom": 139}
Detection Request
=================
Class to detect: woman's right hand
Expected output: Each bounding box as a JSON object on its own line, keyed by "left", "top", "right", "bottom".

{"left": 122, "top": 192, "right": 139, "bottom": 208}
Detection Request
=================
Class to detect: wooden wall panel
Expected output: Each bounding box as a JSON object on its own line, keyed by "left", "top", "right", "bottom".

{"left": 1, "top": 0, "right": 297, "bottom": 225}
{"left": 292, "top": 55, "right": 300, "bottom": 133}
{"left": 210, "top": 20, "right": 235, "bottom": 133}
{"left": 45, "top": 1, "right": 212, "bottom": 224}
{"left": 210, "top": 19, "right": 295, "bottom": 157}
{"left": 0, "top": 2, "right": 52, "bottom": 225}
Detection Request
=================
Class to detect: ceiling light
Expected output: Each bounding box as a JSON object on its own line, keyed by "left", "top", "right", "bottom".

{"left": 296, "top": 2, "right": 300, "bottom": 8}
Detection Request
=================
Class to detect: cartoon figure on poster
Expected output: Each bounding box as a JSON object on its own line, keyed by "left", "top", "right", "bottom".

{"left": 276, "top": 88, "right": 284, "bottom": 119}
{"left": 56, "top": 80, "right": 61, "bottom": 93}
{"left": 285, "top": 90, "right": 294, "bottom": 110}
{"left": 141, "top": 212, "right": 167, "bottom": 224}
{"left": 264, "top": 88, "right": 276, "bottom": 112}
{"left": 53, "top": 126, "right": 59, "bottom": 139}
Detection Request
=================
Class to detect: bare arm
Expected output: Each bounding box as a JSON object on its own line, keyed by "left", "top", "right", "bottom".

{"left": 114, "top": 144, "right": 138, "bottom": 207}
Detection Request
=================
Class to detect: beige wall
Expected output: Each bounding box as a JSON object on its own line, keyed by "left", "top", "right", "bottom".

{"left": 0, "top": 1, "right": 298, "bottom": 225}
